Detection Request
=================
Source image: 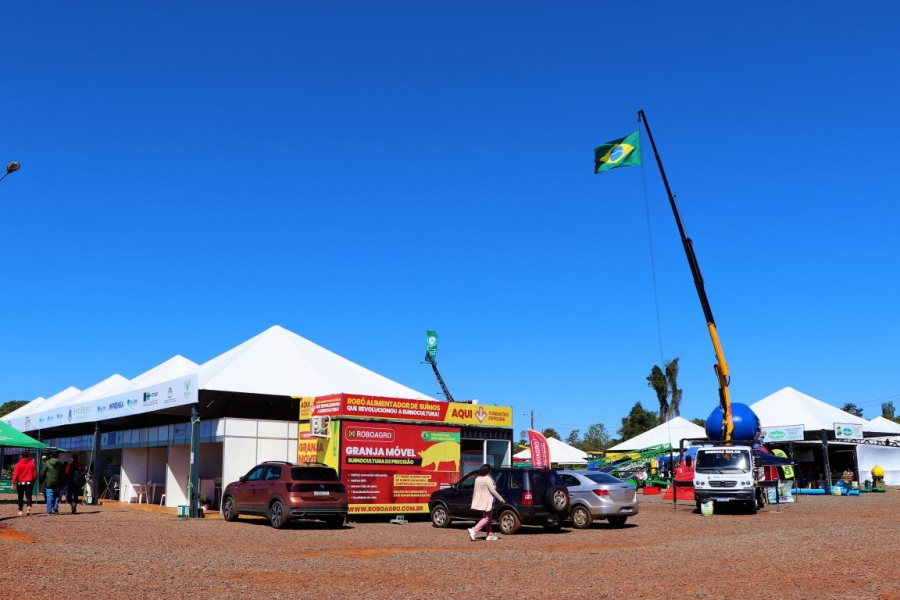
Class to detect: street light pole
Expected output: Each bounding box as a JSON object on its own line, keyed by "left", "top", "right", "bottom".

{"left": 0, "top": 161, "right": 20, "bottom": 184}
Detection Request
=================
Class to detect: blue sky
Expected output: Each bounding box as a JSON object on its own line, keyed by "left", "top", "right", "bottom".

{"left": 2, "top": 3, "right": 898, "bottom": 439}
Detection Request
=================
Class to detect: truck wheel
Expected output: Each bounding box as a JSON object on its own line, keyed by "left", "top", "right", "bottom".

{"left": 498, "top": 509, "right": 521, "bottom": 535}
{"left": 748, "top": 500, "right": 758, "bottom": 515}
{"left": 430, "top": 504, "right": 451, "bottom": 528}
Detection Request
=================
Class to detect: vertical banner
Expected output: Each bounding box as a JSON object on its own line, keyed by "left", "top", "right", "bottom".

{"left": 527, "top": 429, "right": 551, "bottom": 468}
{"left": 771, "top": 449, "right": 794, "bottom": 479}
{"left": 426, "top": 330, "right": 438, "bottom": 358}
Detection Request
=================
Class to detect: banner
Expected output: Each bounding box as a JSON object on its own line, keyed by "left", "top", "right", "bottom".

{"left": 761, "top": 425, "right": 805, "bottom": 443}
{"left": 834, "top": 422, "right": 864, "bottom": 439}
{"left": 340, "top": 422, "right": 461, "bottom": 514}
{"left": 311, "top": 394, "right": 513, "bottom": 427}
{"left": 426, "top": 330, "right": 438, "bottom": 358}
{"left": 527, "top": 429, "right": 550, "bottom": 468}
{"left": 771, "top": 449, "right": 795, "bottom": 479}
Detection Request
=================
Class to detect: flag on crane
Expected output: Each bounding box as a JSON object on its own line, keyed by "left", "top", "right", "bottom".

{"left": 594, "top": 130, "right": 642, "bottom": 174}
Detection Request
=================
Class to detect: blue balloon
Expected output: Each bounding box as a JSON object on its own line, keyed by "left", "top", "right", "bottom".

{"left": 705, "top": 403, "right": 760, "bottom": 442}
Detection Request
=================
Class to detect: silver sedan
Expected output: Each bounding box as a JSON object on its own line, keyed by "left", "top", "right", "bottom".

{"left": 558, "top": 470, "right": 639, "bottom": 529}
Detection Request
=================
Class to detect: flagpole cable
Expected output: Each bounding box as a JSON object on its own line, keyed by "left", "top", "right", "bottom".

{"left": 638, "top": 120, "right": 676, "bottom": 482}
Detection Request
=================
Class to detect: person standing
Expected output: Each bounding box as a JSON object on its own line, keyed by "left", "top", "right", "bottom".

{"left": 11, "top": 452, "right": 38, "bottom": 516}
{"left": 39, "top": 450, "right": 66, "bottom": 515}
{"left": 66, "top": 454, "right": 87, "bottom": 514}
{"left": 468, "top": 464, "right": 505, "bottom": 542}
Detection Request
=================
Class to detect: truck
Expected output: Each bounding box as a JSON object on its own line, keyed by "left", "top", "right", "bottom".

{"left": 689, "top": 444, "right": 766, "bottom": 514}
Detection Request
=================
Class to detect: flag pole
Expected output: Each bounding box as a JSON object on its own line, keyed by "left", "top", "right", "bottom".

{"left": 637, "top": 109, "right": 735, "bottom": 442}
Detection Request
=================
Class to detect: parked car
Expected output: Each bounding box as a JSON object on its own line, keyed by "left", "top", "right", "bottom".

{"left": 557, "top": 469, "right": 639, "bottom": 529}
{"left": 221, "top": 461, "right": 347, "bottom": 529}
{"left": 428, "top": 467, "right": 571, "bottom": 535}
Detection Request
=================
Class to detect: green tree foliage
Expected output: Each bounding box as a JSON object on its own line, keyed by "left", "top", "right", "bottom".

{"left": 617, "top": 401, "right": 659, "bottom": 442}
{"left": 882, "top": 401, "right": 895, "bottom": 419}
{"left": 581, "top": 423, "right": 611, "bottom": 452}
{"left": 665, "top": 358, "right": 683, "bottom": 418}
{"left": 541, "top": 427, "right": 560, "bottom": 440}
{"left": 0, "top": 400, "right": 27, "bottom": 418}
{"left": 565, "top": 429, "right": 581, "bottom": 447}
{"left": 841, "top": 403, "right": 864, "bottom": 418}
{"left": 691, "top": 417, "right": 706, "bottom": 427}
{"left": 646, "top": 365, "right": 669, "bottom": 422}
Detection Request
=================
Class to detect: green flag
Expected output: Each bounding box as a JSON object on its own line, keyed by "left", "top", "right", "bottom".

{"left": 594, "top": 130, "right": 642, "bottom": 174}
{"left": 426, "top": 330, "right": 438, "bottom": 358}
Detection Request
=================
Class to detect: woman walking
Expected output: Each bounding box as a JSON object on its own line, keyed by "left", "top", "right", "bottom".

{"left": 468, "top": 464, "right": 505, "bottom": 541}
{"left": 11, "top": 452, "right": 38, "bottom": 516}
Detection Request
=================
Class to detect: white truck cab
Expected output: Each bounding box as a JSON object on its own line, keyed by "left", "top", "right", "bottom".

{"left": 691, "top": 445, "right": 765, "bottom": 514}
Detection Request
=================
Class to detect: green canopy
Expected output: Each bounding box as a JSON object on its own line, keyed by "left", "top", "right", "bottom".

{"left": 0, "top": 420, "right": 46, "bottom": 449}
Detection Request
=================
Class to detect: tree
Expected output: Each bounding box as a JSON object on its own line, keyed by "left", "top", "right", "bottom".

{"left": 665, "top": 358, "right": 683, "bottom": 418}
{"left": 646, "top": 365, "right": 669, "bottom": 422}
{"left": 0, "top": 400, "right": 27, "bottom": 418}
{"left": 882, "top": 401, "right": 895, "bottom": 419}
{"left": 565, "top": 429, "right": 581, "bottom": 448}
{"left": 581, "top": 423, "right": 611, "bottom": 452}
{"left": 841, "top": 403, "right": 864, "bottom": 418}
{"left": 541, "top": 427, "right": 560, "bottom": 440}
{"left": 617, "top": 401, "right": 659, "bottom": 442}
{"left": 690, "top": 417, "right": 706, "bottom": 428}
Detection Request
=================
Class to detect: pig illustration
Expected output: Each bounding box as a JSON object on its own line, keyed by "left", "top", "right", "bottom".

{"left": 418, "top": 441, "right": 460, "bottom": 471}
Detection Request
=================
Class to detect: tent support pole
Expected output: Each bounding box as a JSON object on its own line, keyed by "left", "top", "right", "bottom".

{"left": 189, "top": 405, "right": 201, "bottom": 518}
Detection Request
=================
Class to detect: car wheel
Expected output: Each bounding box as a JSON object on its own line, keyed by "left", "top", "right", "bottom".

{"left": 269, "top": 500, "right": 288, "bottom": 529}
{"left": 325, "top": 515, "right": 344, "bottom": 528}
{"left": 608, "top": 516, "right": 627, "bottom": 528}
{"left": 222, "top": 496, "right": 239, "bottom": 522}
{"left": 571, "top": 505, "right": 593, "bottom": 529}
{"left": 546, "top": 485, "right": 570, "bottom": 513}
{"left": 430, "top": 504, "right": 451, "bottom": 528}
{"left": 498, "top": 509, "right": 521, "bottom": 535}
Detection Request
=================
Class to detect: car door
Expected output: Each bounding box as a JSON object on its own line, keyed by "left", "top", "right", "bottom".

{"left": 258, "top": 464, "right": 283, "bottom": 509}
{"left": 232, "top": 465, "right": 265, "bottom": 512}
{"left": 560, "top": 473, "right": 586, "bottom": 507}
{"left": 445, "top": 471, "right": 478, "bottom": 519}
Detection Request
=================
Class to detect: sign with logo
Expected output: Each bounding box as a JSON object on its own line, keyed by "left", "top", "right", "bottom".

{"left": 310, "top": 394, "right": 513, "bottom": 427}
{"left": 340, "top": 422, "right": 461, "bottom": 514}
{"left": 834, "top": 422, "right": 864, "bottom": 439}
{"left": 760, "top": 425, "right": 805, "bottom": 442}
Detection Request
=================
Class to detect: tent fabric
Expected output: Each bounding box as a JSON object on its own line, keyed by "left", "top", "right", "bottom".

{"left": 116, "top": 355, "right": 199, "bottom": 393}
{"left": 856, "top": 444, "right": 900, "bottom": 485}
{"left": 513, "top": 437, "right": 588, "bottom": 465}
{"left": 196, "top": 325, "right": 433, "bottom": 400}
{"left": 750, "top": 386, "right": 874, "bottom": 432}
{"left": 3, "top": 387, "right": 80, "bottom": 424}
{"left": 867, "top": 416, "right": 900, "bottom": 435}
{"left": 0, "top": 420, "right": 46, "bottom": 449}
{"left": 608, "top": 417, "right": 707, "bottom": 452}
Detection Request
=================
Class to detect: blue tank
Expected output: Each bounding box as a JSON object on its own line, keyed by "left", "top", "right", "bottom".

{"left": 705, "top": 403, "right": 760, "bottom": 442}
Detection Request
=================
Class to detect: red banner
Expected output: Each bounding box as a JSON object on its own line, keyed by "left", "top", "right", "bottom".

{"left": 340, "top": 422, "right": 462, "bottom": 514}
{"left": 527, "top": 429, "right": 550, "bottom": 468}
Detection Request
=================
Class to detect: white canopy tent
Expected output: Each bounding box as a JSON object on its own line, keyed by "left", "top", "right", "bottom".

{"left": 867, "top": 416, "right": 900, "bottom": 435}
{"left": 514, "top": 437, "right": 588, "bottom": 465}
{"left": 608, "top": 417, "right": 707, "bottom": 452}
{"left": 750, "top": 386, "right": 874, "bottom": 432}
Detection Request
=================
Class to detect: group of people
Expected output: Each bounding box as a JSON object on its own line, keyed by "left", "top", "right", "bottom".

{"left": 10, "top": 450, "right": 87, "bottom": 516}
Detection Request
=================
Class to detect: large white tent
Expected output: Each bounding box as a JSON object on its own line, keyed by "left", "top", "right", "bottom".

{"left": 608, "top": 416, "right": 706, "bottom": 452}
{"left": 514, "top": 437, "right": 588, "bottom": 465}
{"left": 750, "top": 386, "right": 874, "bottom": 432}
{"left": 867, "top": 416, "right": 900, "bottom": 435}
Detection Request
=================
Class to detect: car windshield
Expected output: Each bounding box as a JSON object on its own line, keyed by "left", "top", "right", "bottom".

{"left": 291, "top": 467, "right": 339, "bottom": 481}
{"left": 583, "top": 472, "right": 624, "bottom": 485}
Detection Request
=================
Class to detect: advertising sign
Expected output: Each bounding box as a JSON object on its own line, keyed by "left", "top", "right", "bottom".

{"left": 341, "top": 422, "right": 461, "bottom": 514}
{"left": 312, "top": 394, "right": 513, "bottom": 427}
{"left": 834, "top": 422, "right": 864, "bottom": 439}
{"left": 760, "top": 425, "right": 805, "bottom": 443}
{"left": 527, "top": 429, "right": 550, "bottom": 468}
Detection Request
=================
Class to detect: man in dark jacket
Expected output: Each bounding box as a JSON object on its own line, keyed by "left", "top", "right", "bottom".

{"left": 39, "top": 450, "right": 66, "bottom": 514}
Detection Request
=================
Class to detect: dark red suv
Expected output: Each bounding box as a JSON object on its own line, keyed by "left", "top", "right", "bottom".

{"left": 221, "top": 461, "right": 347, "bottom": 529}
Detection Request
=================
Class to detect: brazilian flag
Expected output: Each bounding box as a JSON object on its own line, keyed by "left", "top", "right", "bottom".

{"left": 594, "top": 130, "right": 642, "bottom": 174}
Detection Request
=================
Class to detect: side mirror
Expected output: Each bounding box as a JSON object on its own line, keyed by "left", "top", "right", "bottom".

{"left": 239, "top": 476, "right": 247, "bottom": 483}
{"left": 684, "top": 457, "right": 693, "bottom": 468}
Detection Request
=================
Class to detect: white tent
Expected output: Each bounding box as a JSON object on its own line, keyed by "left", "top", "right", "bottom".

{"left": 750, "top": 387, "right": 875, "bottom": 432}
{"left": 867, "top": 416, "right": 900, "bottom": 435}
{"left": 3, "top": 387, "right": 80, "bottom": 425}
{"left": 608, "top": 416, "right": 707, "bottom": 452}
{"left": 196, "top": 325, "right": 433, "bottom": 399}
{"left": 514, "top": 437, "right": 588, "bottom": 465}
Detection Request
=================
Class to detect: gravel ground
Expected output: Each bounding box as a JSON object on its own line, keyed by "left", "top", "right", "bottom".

{"left": 2, "top": 489, "right": 899, "bottom": 600}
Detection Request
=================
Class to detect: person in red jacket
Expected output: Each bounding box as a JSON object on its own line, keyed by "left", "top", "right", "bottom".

{"left": 11, "top": 452, "right": 38, "bottom": 516}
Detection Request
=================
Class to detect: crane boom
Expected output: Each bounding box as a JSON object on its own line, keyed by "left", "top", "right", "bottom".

{"left": 638, "top": 109, "right": 734, "bottom": 441}
{"left": 424, "top": 352, "right": 455, "bottom": 402}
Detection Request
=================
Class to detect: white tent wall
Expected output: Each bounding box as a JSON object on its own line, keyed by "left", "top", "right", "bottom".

{"left": 166, "top": 446, "right": 190, "bottom": 508}
{"left": 220, "top": 418, "right": 298, "bottom": 508}
{"left": 121, "top": 448, "right": 150, "bottom": 503}
{"left": 855, "top": 444, "right": 900, "bottom": 486}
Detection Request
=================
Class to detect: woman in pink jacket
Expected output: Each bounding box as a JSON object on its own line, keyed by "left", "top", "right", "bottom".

{"left": 468, "top": 464, "right": 505, "bottom": 541}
